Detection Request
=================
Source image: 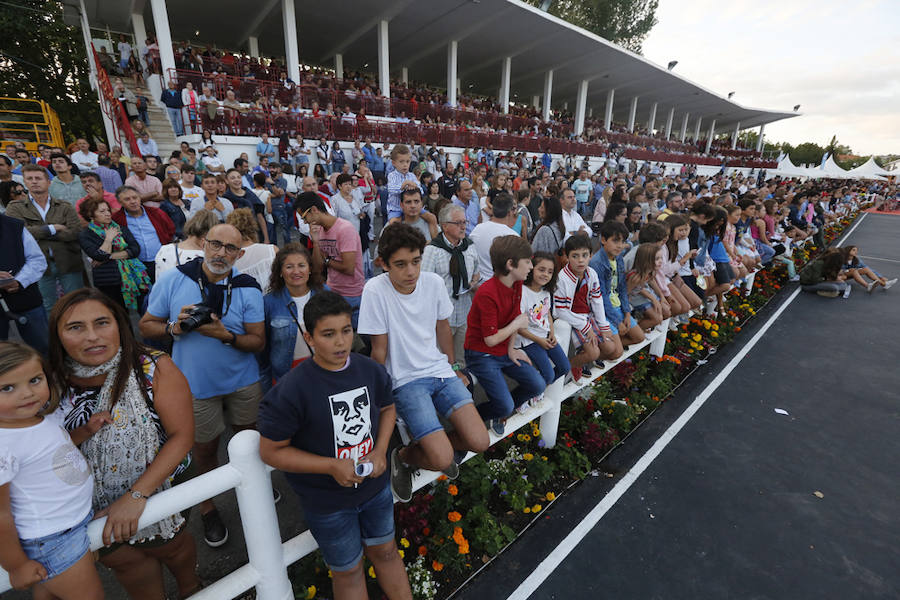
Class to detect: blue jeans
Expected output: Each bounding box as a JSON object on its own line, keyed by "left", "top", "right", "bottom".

{"left": 166, "top": 106, "right": 184, "bottom": 136}
{"left": 303, "top": 485, "right": 395, "bottom": 571}
{"left": 38, "top": 262, "right": 82, "bottom": 316}
{"left": 464, "top": 350, "right": 546, "bottom": 420}
{"left": 0, "top": 304, "right": 49, "bottom": 355}
{"left": 270, "top": 201, "right": 292, "bottom": 246}
{"left": 392, "top": 376, "right": 472, "bottom": 441}
{"left": 755, "top": 240, "right": 775, "bottom": 264}
{"left": 344, "top": 294, "right": 361, "bottom": 329}
{"left": 522, "top": 342, "right": 570, "bottom": 386}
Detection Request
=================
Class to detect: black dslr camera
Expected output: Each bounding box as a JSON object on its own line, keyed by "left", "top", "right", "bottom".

{"left": 179, "top": 304, "right": 215, "bottom": 332}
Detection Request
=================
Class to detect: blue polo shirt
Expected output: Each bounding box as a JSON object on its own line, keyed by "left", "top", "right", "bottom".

{"left": 452, "top": 195, "right": 481, "bottom": 236}
{"left": 256, "top": 141, "right": 277, "bottom": 163}
{"left": 147, "top": 266, "right": 264, "bottom": 399}
{"left": 126, "top": 210, "right": 162, "bottom": 263}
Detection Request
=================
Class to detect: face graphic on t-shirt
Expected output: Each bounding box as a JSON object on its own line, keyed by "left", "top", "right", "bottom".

{"left": 329, "top": 386, "right": 373, "bottom": 460}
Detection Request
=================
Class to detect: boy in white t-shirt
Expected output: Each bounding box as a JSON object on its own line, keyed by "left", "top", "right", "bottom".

{"left": 358, "top": 224, "right": 489, "bottom": 502}
{"left": 179, "top": 164, "right": 202, "bottom": 205}
{"left": 470, "top": 192, "right": 517, "bottom": 282}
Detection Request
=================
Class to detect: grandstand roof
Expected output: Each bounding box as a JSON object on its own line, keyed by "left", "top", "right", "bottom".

{"left": 77, "top": 0, "right": 798, "bottom": 134}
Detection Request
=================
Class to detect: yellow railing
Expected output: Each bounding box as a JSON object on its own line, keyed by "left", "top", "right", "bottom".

{"left": 0, "top": 97, "right": 64, "bottom": 154}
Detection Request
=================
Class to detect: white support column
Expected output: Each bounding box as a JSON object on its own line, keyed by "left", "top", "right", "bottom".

{"left": 131, "top": 13, "right": 148, "bottom": 71}
{"left": 401, "top": 67, "right": 408, "bottom": 85}
{"left": 589, "top": 107, "right": 593, "bottom": 118}
{"left": 705, "top": 119, "right": 716, "bottom": 153}
{"left": 499, "top": 56, "right": 512, "bottom": 115}
{"left": 447, "top": 40, "right": 458, "bottom": 107}
{"left": 647, "top": 101, "right": 657, "bottom": 133}
{"left": 248, "top": 36, "right": 259, "bottom": 58}
{"left": 756, "top": 124, "right": 765, "bottom": 152}
{"left": 627, "top": 96, "right": 638, "bottom": 132}
{"left": 563, "top": 101, "right": 568, "bottom": 110}
{"left": 541, "top": 69, "right": 553, "bottom": 122}
{"left": 149, "top": 0, "right": 176, "bottom": 83}
{"left": 377, "top": 20, "right": 390, "bottom": 98}
{"left": 604, "top": 88, "right": 615, "bottom": 131}
{"left": 693, "top": 117, "right": 702, "bottom": 142}
{"left": 281, "top": 0, "right": 300, "bottom": 83}
{"left": 664, "top": 107, "right": 675, "bottom": 140}
{"left": 731, "top": 121, "right": 741, "bottom": 150}
{"left": 680, "top": 113, "right": 689, "bottom": 143}
{"left": 574, "top": 79, "right": 588, "bottom": 136}
{"left": 532, "top": 95, "right": 540, "bottom": 110}
{"left": 335, "top": 53, "right": 343, "bottom": 80}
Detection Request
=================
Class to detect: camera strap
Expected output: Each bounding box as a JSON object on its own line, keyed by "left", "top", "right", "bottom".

{"left": 196, "top": 271, "right": 233, "bottom": 318}
{"left": 285, "top": 300, "right": 314, "bottom": 356}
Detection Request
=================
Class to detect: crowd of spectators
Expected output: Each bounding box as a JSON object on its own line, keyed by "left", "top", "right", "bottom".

{"left": 0, "top": 123, "right": 894, "bottom": 600}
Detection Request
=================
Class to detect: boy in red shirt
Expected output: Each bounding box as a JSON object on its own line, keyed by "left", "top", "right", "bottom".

{"left": 464, "top": 235, "right": 545, "bottom": 435}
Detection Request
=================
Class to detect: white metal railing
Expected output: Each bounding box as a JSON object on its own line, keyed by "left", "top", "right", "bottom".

{"left": 0, "top": 320, "right": 669, "bottom": 599}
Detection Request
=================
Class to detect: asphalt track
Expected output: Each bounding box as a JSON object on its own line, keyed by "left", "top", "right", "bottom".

{"left": 458, "top": 213, "right": 900, "bottom": 600}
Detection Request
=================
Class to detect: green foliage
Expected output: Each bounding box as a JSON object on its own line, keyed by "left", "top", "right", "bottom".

{"left": 790, "top": 142, "right": 826, "bottom": 167}
{"left": 524, "top": 0, "right": 659, "bottom": 54}
{"left": 0, "top": 1, "right": 103, "bottom": 142}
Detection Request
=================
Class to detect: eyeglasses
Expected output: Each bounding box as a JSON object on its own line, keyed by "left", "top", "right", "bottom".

{"left": 12, "top": 188, "right": 26, "bottom": 195}
{"left": 205, "top": 239, "right": 241, "bottom": 255}
{"left": 444, "top": 220, "right": 468, "bottom": 228}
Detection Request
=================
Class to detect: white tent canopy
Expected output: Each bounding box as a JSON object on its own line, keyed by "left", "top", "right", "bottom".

{"left": 846, "top": 157, "right": 893, "bottom": 179}
{"left": 775, "top": 155, "right": 821, "bottom": 178}
{"left": 819, "top": 155, "right": 852, "bottom": 179}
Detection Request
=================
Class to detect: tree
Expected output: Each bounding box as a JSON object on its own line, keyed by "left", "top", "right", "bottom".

{"left": 790, "top": 143, "right": 825, "bottom": 167}
{"left": 525, "top": 0, "right": 659, "bottom": 54}
{"left": 0, "top": 0, "right": 103, "bottom": 144}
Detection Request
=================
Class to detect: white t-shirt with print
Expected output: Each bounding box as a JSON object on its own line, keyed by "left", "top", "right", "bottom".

{"left": 358, "top": 272, "right": 456, "bottom": 389}
{"left": 0, "top": 410, "right": 93, "bottom": 539}
{"left": 516, "top": 285, "right": 552, "bottom": 348}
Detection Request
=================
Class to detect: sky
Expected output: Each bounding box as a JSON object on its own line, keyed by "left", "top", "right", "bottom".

{"left": 642, "top": 0, "right": 900, "bottom": 156}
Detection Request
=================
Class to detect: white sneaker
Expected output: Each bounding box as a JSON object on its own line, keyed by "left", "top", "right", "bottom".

{"left": 789, "top": 275, "right": 800, "bottom": 282}
{"left": 866, "top": 281, "right": 876, "bottom": 293}
{"left": 884, "top": 278, "right": 897, "bottom": 290}
{"left": 842, "top": 287, "right": 851, "bottom": 299}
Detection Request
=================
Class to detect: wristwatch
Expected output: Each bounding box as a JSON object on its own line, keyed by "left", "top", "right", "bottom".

{"left": 223, "top": 331, "right": 238, "bottom": 346}
{"left": 129, "top": 489, "right": 149, "bottom": 501}
{"left": 324, "top": 256, "right": 332, "bottom": 268}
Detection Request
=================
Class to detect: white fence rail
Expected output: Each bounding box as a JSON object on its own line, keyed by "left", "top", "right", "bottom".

{"left": 0, "top": 320, "right": 670, "bottom": 599}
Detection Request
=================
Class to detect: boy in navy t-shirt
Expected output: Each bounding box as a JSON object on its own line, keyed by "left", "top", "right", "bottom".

{"left": 258, "top": 292, "right": 411, "bottom": 599}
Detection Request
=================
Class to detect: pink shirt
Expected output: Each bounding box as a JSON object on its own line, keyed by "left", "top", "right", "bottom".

{"left": 125, "top": 173, "right": 163, "bottom": 208}
{"left": 318, "top": 217, "right": 365, "bottom": 296}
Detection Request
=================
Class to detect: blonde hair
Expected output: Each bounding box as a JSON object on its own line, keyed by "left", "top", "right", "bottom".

{"left": 0, "top": 342, "right": 58, "bottom": 416}
{"left": 226, "top": 207, "right": 259, "bottom": 242}
{"left": 390, "top": 144, "right": 410, "bottom": 160}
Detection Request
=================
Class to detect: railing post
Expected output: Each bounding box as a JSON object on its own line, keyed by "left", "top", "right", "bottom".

{"left": 649, "top": 319, "right": 669, "bottom": 357}
{"left": 539, "top": 320, "right": 571, "bottom": 449}
{"left": 227, "top": 430, "right": 293, "bottom": 600}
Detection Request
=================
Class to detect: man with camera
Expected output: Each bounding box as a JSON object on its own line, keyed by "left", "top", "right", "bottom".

{"left": 139, "top": 223, "right": 265, "bottom": 548}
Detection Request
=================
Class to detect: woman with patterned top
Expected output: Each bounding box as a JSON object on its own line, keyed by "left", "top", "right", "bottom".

{"left": 49, "top": 288, "right": 201, "bottom": 600}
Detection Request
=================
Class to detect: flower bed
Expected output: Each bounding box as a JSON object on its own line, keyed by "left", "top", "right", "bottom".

{"left": 289, "top": 211, "right": 863, "bottom": 600}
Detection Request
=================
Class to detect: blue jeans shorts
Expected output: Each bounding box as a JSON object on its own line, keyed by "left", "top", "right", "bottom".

{"left": 392, "top": 376, "right": 472, "bottom": 441}
{"left": 304, "top": 485, "right": 395, "bottom": 571}
{"left": 605, "top": 305, "right": 636, "bottom": 330}
{"left": 20, "top": 510, "right": 92, "bottom": 580}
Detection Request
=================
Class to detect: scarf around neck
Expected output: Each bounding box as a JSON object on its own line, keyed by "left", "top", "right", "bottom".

{"left": 429, "top": 235, "right": 472, "bottom": 299}
{"left": 66, "top": 349, "right": 184, "bottom": 542}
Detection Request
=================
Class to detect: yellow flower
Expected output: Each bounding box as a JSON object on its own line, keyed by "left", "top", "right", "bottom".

{"left": 517, "top": 434, "right": 525, "bottom": 441}
{"left": 368, "top": 566, "right": 376, "bottom": 579}
{"left": 680, "top": 333, "right": 688, "bottom": 338}
{"left": 306, "top": 586, "right": 316, "bottom": 599}
{"left": 712, "top": 324, "right": 719, "bottom": 331}
{"left": 545, "top": 492, "right": 556, "bottom": 501}
{"left": 523, "top": 453, "right": 534, "bottom": 461}
{"left": 532, "top": 504, "right": 542, "bottom": 512}
{"left": 710, "top": 332, "right": 718, "bottom": 338}
{"left": 692, "top": 334, "right": 702, "bottom": 342}
{"left": 398, "top": 549, "right": 405, "bottom": 559}
{"left": 523, "top": 507, "right": 531, "bottom": 513}
{"left": 522, "top": 434, "right": 531, "bottom": 442}
{"left": 400, "top": 537, "right": 410, "bottom": 548}
{"left": 532, "top": 427, "right": 541, "bottom": 437}
{"left": 542, "top": 456, "right": 548, "bottom": 461}
{"left": 327, "top": 570, "right": 332, "bottom": 579}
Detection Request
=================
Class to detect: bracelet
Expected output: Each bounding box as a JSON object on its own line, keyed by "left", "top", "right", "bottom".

{"left": 129, "top": 488, "right": 149, "bottom": 501}
{"left": 451, "top": 362, "right": 461, "bottom": 372}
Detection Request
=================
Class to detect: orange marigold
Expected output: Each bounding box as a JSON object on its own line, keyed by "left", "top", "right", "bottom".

{"left": 432, "top": 560, "right": 444, "bottom": 572}
{"left": 458, "top": 541, "right": 470, "bottom": 554}
{"left": 422, "top": 527, "right": 431, "bottom": 536}
{"left": 418, "top": 546, "right": 427, "bottom": 556}
{"left": 448, "top": 511, "right": 462, "bottom": 522}
{"left": 447, "top": 484, "right": 458, "bottom": 496}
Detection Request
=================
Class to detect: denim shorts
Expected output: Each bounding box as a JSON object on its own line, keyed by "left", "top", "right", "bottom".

{"left": 606, "top": 305, "right": 636, "bottom": 330}
{"left": 20, "top": 510, "right": 92, "bottom": 580}
{"left": 392, "top": 376, "right": 472, "bottom": 441}
{"left": 304, "top": 484, "right": 395, "bottom": 571}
